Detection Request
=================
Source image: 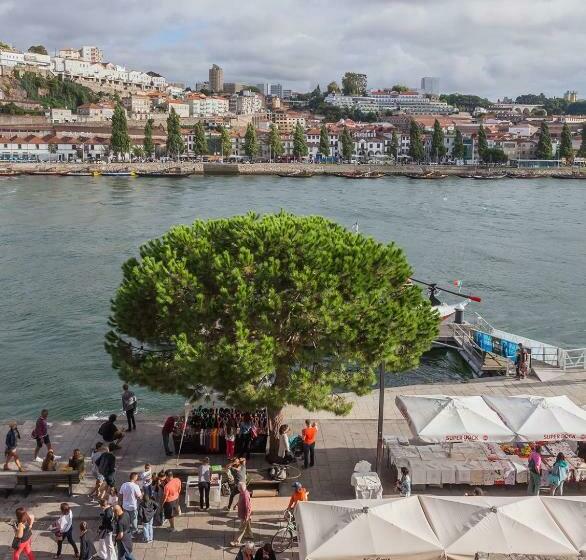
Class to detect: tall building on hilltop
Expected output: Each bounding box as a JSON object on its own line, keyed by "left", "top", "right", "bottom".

{"left": 270, "top": 83, "right": 283, "bottom": 98}
{"left": 564, "top": 90, "right": 578, "bottom": 102}
{"left": 209, "top": 64, "right": 224, "bottom": 93}
{"left": 421, "top": 77, "right": 440, "bottom": 96}
{"left": 59, "top": 46, "right": 103, "bottom": 63}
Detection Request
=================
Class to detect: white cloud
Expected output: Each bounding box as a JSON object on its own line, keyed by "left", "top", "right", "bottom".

{"left": 1, "top": 0, "right": 584, "bottom": 97}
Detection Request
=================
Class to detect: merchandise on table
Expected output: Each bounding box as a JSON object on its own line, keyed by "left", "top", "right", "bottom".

{"left": 173, "top": 407, "right": 268, "bottom": 455}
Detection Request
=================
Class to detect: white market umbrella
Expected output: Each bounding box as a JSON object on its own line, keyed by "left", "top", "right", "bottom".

{"left": 483, "top": 394, "right": 586, "bottom": 441}
{"left": 395, "top": 395, "right": 515, "bottom": 443}
{"left": 420, "top": 495, "right": 578, "bottom": 560}
{"left": 542, "top": 496, "right": 586, "bottom": 551}
{"left": 296, "top": 498, "right": 443, "bottom": 560}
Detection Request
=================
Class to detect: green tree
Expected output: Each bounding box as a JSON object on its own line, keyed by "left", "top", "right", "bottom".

{"left": 292, "top": 122, "right": 308, "bottom": 159}
{"left": 106, "top": 212, "right": 438, "bottom": 455}
{"left": 268, "top": 123, "right": 284, "bottom": 160}
{"left": 318, "top": 124, "right": 330, "bottom": 158}
{"left": 341, "top": 72, "right": 367, "bottom": 96}
{"left": 110, "top": 103, "right": 131, "bottom": 160}
{"left": 392, "top": 84, "right": 409, "bottom": 93}
{"left": 166, "top": 108, "right": 185, "bottom": 159}
{"left": 477, "top": 124, "right": 488, "bottom": 161}
{"left": 452, "top": 129, "right": 465, "bottom": 160}
{"left": 340, "top": 126, "right": 354, "bottom": 162}
{"left": 577, "top": 123, "right": 586, "bottom": 158}
{"left": 327, "top": 81, "right": 341, "bottom": 94}
{"left": 219, "top": 126, "right": 232, "bottom": 159}
{"left": 143, "top": 118, "right": 155, "bottom": 158}
{"left": 28, "top": 45, "right": 48, "bottom": 55}
{"left": 409, "top": 119, "right": 424, "bottom": 162}
{"left": 559, "top": 123, "right": 573, "bottom": 162}
{"left": 244, "top": 123, "right": 259, "bottom": 159}
{"left": 388, "top": 130, "right": 399, "bottom": 160}
{"left": 132, "top": 146, "right": 144, "bottom": 159}
{"left": 482, "top": 148, "right": 508, "bottom": 164}
{"left": 430, "top": 119, "right": 446, "bottom": 162}
{"left": 535, "top": 121, "right": 553, "bottom": 160}
{"left": 192, "top": 121, "right": 208, "bottom": 156}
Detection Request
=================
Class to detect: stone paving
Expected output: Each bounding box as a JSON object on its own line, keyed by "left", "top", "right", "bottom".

{"left": 1, "top": 369, "right": 585, "bottom": 560}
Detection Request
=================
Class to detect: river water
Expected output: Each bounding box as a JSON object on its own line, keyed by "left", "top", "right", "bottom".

{"left": 1, "top": 174, "right": 585, "bottom": 420}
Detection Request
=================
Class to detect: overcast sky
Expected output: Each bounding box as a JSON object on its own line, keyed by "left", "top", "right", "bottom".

{"left": 1, "top": 0, "right": 583, "bottom": 99}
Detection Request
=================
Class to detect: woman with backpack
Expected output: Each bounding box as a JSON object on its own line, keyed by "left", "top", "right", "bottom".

{"left": 548, "top": 452, "right": 570, "bottom": 496}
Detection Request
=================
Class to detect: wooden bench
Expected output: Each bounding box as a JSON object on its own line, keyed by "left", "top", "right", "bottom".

{"left": 17, "top": 471, "right": 81, "bottom": 497}
{"left": 0, "top": 471, "right": 18, "bottom": 497}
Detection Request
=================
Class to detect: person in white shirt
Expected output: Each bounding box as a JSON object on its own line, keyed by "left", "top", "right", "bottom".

{"left": 198, "top": 457, "right": 211, "bottom": 510}
{"left": 278, "top": 424, "right": 291, "bottom": 462}
{"left": 53, "top": 502, "right": 79, "bottom": 558}
{"left": 119, "top": 472, "right": 142, "bottom": 534}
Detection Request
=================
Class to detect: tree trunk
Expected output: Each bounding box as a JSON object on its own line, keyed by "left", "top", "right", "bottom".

{"left": 266, "top": 406, "right": 283, "bottom": 462}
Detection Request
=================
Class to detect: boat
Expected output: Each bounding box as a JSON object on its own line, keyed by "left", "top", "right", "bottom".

{"left": 101, "top": 170, "right": 137, "bottom": 176}
{"left": 28, "top": 168, "right": 62, "bottom": 176}
{"left": 276, "top": 170, "right": 315, "bottom": 178}
{"left": 137, "top": 167, "right": 192, "bottom": 178}
{"left": 457, "top": 174, "right": 477, "bottom": 179}
{"left": 471, "top": 174, "right": 508, "bottom": 180}
{"left": 0, "top": 168, "right": 21, "bottom": 176}
{"left": 406, "top": 172, "right": 447, "bottom": 180}
{"left": 507, "top": 173, "right": 540, "bottom": 179}
{"left": 342, "top": 170, "right": 384, "bottom": 179}
{"left": 550, "top": 173, "right": 586, "bottom": 179}
{"left": 66, "top": 170, "right": 100, "bottom": 176}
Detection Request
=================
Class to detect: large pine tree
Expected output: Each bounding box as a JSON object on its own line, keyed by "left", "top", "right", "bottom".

{"left": 268, "top": 123, "right": 284, "bottom": 160}
{"left": 110, "top": 103, "right": 131, "bottom": 160}
{"left": 340, "top": 126, "right": 354, "bottom": 162}
{"left": 143, "top": 118, "right": 155, "bottom": 158}
{"left": 166, "top": 108, "right": 185, "bottom": 159}
{"left": 192, "top": 121, "right": 208, "bottom": 156}
{"left": 292, "top": 122, "right": 308, "bottom": 160}
{"left": 535, "top": 121, "right": 553, "bottom": 160}
{"left": 388, "top": 130, "right": 399, "bottom": 160}
{"left": 244, "top": 123, "right": 258, "bottom": 159}
{"left": 219, "top": 126, "right": 231, "bottom": 159}
{"left": 409, "top": 119, "right": 424, "bottom": 162}
{"left": 577, "top": 123, "right": 586, "bottom": 158}
{"left": 477, "top": 124, "right": 488, "bottom": 161}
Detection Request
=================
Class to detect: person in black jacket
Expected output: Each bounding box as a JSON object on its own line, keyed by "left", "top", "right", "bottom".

{"left": 254, "top": 543, "right": 277, "bottom": 560}
{"left": 97, "top": 443, "right": 117, "bottom": 488}
{"left": 79, "top": 521, "right": 96, "bottom": 560}
{"left": 4, "top": 421, "right": 24, "bottom": 472}
{"left": 97, "top": 499, "right": 116, "bottom": 560}
{"left": 138, "top": 493, "right": 158, "bottom": 543}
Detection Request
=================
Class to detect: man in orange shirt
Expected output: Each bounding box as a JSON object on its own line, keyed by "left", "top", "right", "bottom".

{"left": 288, "top": 482, "right": 309, "bottom": 510}
{"left": 301, "top": 419, "right": 318, "bottom": 469}
{"left": 162, "top": 470, "right": 182, "bottom": 532}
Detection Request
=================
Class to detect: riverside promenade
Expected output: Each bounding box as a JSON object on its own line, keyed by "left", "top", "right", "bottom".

{"left": 1, "top": 370, "right": 585, "bottom": 560}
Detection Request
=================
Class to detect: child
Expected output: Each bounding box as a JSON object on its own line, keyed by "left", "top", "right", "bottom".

{"left": 225, "top": 426, "right": 236, "bottom": 459}
{"left": 79, "top": 521, "right": 96, "bottom": 560}
{"left": 140, "top": 463, "right": 153, "bottom": 494}
{"left": 396, "top": 467, "right": 411, "bottom": 497}
{"left": 106, "top": 486, "right": 118, "bottom": 507}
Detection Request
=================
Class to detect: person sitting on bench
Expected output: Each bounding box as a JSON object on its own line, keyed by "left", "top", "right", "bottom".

{"left": 98, "top": 415, "right": 124, "bottom": 449}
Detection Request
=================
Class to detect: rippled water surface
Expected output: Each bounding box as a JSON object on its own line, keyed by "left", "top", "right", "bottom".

{"left": 1, "top": 174, "right": 585, "bottom": 419}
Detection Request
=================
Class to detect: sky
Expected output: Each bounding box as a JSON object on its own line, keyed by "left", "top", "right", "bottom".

{"left": 1, "top": 0, "right": 583, "bottom": 99}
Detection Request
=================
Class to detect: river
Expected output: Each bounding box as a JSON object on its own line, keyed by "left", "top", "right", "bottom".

{"left": 1, "top": 174, "right": 585, "bottom": 420}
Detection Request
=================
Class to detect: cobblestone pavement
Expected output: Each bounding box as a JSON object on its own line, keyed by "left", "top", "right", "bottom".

{"left": 2, "top": 370, "right": 585, "bottom": 560}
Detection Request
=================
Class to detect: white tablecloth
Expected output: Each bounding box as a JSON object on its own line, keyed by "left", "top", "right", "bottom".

{"left": 351, "top": 472, "right": 383, "bottom": 499}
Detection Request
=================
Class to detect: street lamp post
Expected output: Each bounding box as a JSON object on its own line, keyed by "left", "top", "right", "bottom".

{"left": 375, "top": 362, "right": 385, "bottom": 474}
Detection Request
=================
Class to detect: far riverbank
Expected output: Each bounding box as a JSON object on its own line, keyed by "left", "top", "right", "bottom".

{"left": 1, "top": 161, "right": 584, "bottom": 177}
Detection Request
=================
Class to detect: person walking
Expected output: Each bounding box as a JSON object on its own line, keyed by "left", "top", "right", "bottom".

{"left": 527, "top": 444, "right": 543, "bottom": 495}
{"left": 97, "top": 444, "right": 117, "bottom": 490}
{"left": 230, "top": 482, "right": 253, "bottom": 546}
{"left": 97, "top": 499, "right": 117, "bottom": 560}
{"left": 162, "top": 470, "right": 182, "bottom": 532}
{"left": 119, "top": 473, "right": 142, "bottom": 535}
{"left": 515, "top": 343, "right": 529, "bottom": 380}
{"left": 301, "top": 420, "right": 318, "bottom": 469}
{"left": 98, "top": 415, "right": 124, "bottom": 450}
{"left": 227, "top": 458, "right": 247, "bottom": 510}
{"left": 138, "top": 493, "right": 158, "bottom": 543}
{"left": 32, "top": 409, "right": 53, "bottom": 462}
{"left": 11, "top": 507, "right": 35, "bottom": 560}
{"left": 198, "top": 457, "right": 211, "bottom": 510}
{"left": 121, "top": 385, "right": 137, "bottom": 432}
{"left": 225, "top": 426, "right": 236, "bottom": 460}
{"left": 397, "top": 467, "right": 411, "bottom": 497}
{"left": 238, "top": 416, "right": 253, "bottom": 460}
{"left": 78, "top": 522, "right": 96, "bottom": 560}
{"left": 52, "top": 503, "right": 79, "bottom": 559}
{"left": 277, "top": 425, "right": 291, "bottom": 463}
{"left": 4, "top": 421, "right": 24, "bottom": 472}
{"left": 548, "top": 452, "right": 570, "bottom": 496}
{"left": 161, "top": 416, "right": 175, "bottom": 456}
{"left": 113, "top": 506, "right": 135, "bottom": 560}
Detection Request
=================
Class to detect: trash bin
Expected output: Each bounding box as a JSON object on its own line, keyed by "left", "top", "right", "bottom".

{"left": 185, "top": 476, "right": 199, "bottom": 508}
